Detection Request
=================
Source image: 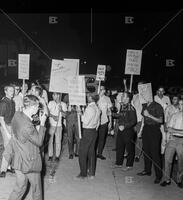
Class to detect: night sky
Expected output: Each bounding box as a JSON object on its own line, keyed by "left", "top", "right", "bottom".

{"left": 0, "top": 7, "right": 182, "bottom": 90}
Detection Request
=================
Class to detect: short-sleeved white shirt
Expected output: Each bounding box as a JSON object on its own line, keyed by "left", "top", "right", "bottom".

{"left": 98, "top": 95, "right": 112, "bottom": 125}
{"left": 154, "top": 95, "right": 171, "bottom": 111}
{"left": 48, "top": 101, "right": 67, "bottom": 127}
{"left": 13, "top": 95, "right": 23, "bottom": 111}
{"left": 168, "top": 111, "right": 183, "bottom": 136}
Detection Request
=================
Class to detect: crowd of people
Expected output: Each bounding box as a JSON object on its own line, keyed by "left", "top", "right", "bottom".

{"left": 0, "top": 79, "right": 183, "bottom": 200}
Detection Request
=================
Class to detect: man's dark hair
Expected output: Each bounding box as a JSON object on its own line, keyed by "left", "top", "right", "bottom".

{"left": 34, "top": 86, "right": 43, "bottom": 96}
{"left": 23, "top": 95, "right": 39, "bottom": 108}
{"left": 124, "top": 91, "right": 133, "bottom": 102}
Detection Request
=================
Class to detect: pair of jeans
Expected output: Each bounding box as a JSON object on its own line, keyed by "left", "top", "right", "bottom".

{"left": 67, "top": 120, "right": 80, "bottom": 156}
{"left": 163, "top": 136, "right": 183, "bottom": 182}
{"left": 0, "top": 125, "right": 12, "bottom": 172}
{"left": 79, "top": 128, "right": 98, "bottom": 177}
{"left": 48, "top": 126, "right": 62, "bottom": 157}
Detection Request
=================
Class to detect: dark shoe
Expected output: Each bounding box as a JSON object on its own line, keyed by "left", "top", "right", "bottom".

{"left": 137, "top": 171, "right": 151, "bottom": 176}
{"left": 97, "top": 154, "right": 106, "bottom": 160}
{"left": 0, "top": 172, "right": 6, "bottom": 178}
{"left": 160, "top": 180, "right": 171, "bottom": 186}
{"left": 55, "top": 157, "right": 60, "bottom": 162}
{"left": 154, "top": 178, "right": 161, "bottom": 184}
{"left": 69, "top": 155, "right": 74, "bottom": 159}
{"left": 177, "top": 180, "right": 183, "bottom": 188}
{"left": 135, "top": 156, "right": 140, "bottom": 162}
{"left": 48, "top": 157, "right": 53, "bottom": 162}
{"left": 7, "top": 168, "right": 15, "bottom": 174}
{"left": 112, "top": 164, "right": 123, "bottom": 169}
{"left": 74, "top": 153, "right": 79, "bottom": 157}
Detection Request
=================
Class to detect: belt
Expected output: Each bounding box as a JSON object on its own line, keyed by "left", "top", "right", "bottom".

{"left": 173, "top": 135, "right": 183, "bottom": 138}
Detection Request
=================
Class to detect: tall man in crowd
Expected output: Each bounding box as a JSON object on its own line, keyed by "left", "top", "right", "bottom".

{"left": 160, "top": 99, "right": 183, "bottom": 188}
{"left": 76, "top": 93, "right": 100, "bottom": 180}
{"left": 97, "top": 85, "right": 112, "bottom": 160}
{"left": 164, "top": 95, "right": 179, "bottom": 143}
{"left": 48, "top": 92, "right": 67, "bottom": 162}
{"left": 113, "top": 91, "right": 137, "bottom": 171}
{"left": 4, "top": 95, "right": 47, "bottom": 200}
{"left": 132, "top": 82, "right": 144, "bottom": 162}
{"left": 154, "top": 86, "right": 171, "bottom": 154}
{"left": 0, "top": 85, "right": 15, "bottom": 177}
{"left": 137, "top": 93, "right": 164, "bottom": 184}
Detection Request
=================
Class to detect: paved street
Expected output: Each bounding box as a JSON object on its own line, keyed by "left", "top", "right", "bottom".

{"left": 0, "top": 136, "right": 183, "bottom": 200}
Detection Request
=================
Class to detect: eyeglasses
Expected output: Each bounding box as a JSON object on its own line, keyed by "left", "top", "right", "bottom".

{"left": 15, "top": 88, "right": 20, "bottom": 91}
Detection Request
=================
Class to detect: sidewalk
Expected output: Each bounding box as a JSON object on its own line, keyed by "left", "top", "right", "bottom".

{"left": 1, "top": 136, "right": 183, "bottom": 200}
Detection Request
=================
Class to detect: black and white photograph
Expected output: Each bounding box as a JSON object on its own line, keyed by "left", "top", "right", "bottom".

{"left": 0, "top": 5, "right": 183, "bottom": 200}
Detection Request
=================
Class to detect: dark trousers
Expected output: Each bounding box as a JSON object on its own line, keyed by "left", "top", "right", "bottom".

{"left": 67, "top": 121, "right": 80, "bottom": 156}
{"left": 97, "top": 123, "right": 108, "bottom": 156}
{"left": 116, "top": 128, "right": 136, "bottom": 166}
{"left": 142, "top": 125, "right": 162, "bottom": 179}
{"left": 79, "top": 128, "right": 98, "bottom": 177}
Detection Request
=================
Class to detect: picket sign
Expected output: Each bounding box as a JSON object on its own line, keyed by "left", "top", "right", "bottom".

{"left": 96, "top": 65, "right": 106, "bottom": 94}
{"left": 125, "top": 49, "right": 142, "bottom": 92}
{"left": 138, "top": 83, "right": 153, "bottom": 104}
{"left": 67, "top": 74, "right": 86, "bottom": 139}
{"left": 18, "top": 54, "right": 30, "bottom": 97}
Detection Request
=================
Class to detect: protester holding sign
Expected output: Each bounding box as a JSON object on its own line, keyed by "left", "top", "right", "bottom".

{"left": 112, "top": 91, "right": 137, "bottom": 171}
{"left": 137, "top": 84, "right": 164, "bottom": 184}
{"left": 154, "top": 86, "right": 171, "bottom": 154}
{"left": 48, "top": 92, "right": 67, "bottom": 162}
{"left": 75, "top": 93, "right": 100, "bottom": 180}
{"left": 97, "top": 85, "right": 112, "bottom": 160}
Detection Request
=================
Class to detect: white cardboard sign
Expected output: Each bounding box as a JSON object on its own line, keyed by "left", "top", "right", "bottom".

{"left": 49, "top": 59, "right": 78, "bottom": 93}
{"left": 64, "top": 58, "right": 79, "bottom": 75}
{"left": 125, "top": 49, "right": 142, "bottom": 75}
{"left": 96, "top": 65, "right": 106, "bottom": 81}
{"left": 68, "top": 76, "right": 86, "bottom": 105}
{"left": 138, "top": 83, "right": 153, "bottom": 104}
{"left": 18, "top": 54, "right": 30, "bottom": 80}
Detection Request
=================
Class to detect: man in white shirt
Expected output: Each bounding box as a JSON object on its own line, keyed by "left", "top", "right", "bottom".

{"left": 75, "top": 93, "right": 100, "bottom": 180}
{"left": 12, "top": 83, "right": 23, "bottom": 112}
{"left": 132, "top": 82, "right": 144, "bottom": 162}
{"left": 48, "top": 92, "right": 67, "bottom": 162}
{"left": 97, "top": 85, "right": 112, "bottom": 160}
{"left": 154, "top": 86, "right": 171, "bottom": 110}
{"left": 154, "top": 86, "right": 171, "bottom": 154}
{"left": 164, "top": 95, "right": 179, "bottom": 142}
{"left": 160, "top": 99, "right": 183, "bottom": 188}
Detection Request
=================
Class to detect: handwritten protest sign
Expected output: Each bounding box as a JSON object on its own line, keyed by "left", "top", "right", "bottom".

{"left": 18, "top": 54, "right": 30, "bottom": 80}
{"left": 49, "top": 59, "right": 78, "bottom": 93}
{"left": 125, "top": 49, "right": 142, "bottom": 75}
{"left": 96, "top": 65, "right": 106, "bottom": 81}
{"left": 64, "top": 58, "right": 79, "bottom": 75}
{"left": 138, "top": 83, "right": 153, "bottom": 104}
{"left": 68, "top": 76, "right": 86, "bottom": 105}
